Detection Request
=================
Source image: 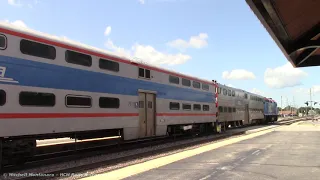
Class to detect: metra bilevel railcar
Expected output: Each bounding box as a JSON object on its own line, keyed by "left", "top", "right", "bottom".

{"left": 0, "top": 22, "right": 277, "bottom": 167}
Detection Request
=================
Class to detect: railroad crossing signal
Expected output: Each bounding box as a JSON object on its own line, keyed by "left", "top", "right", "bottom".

{"left": 305, "top": 101, "right": 318, "bottom": 106}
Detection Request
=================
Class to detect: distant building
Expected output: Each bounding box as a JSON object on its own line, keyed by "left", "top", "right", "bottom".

{"left": 279, "top": 110, "right": 297, "bottom": 116}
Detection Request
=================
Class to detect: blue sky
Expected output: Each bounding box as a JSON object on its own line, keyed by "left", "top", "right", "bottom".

{"left": 1, "top": 0, "right": 319, "bottom": 108}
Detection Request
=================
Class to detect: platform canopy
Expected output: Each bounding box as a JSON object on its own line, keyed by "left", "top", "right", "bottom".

{"left": 246, "top": 0, "right": 320, "bottom": 67}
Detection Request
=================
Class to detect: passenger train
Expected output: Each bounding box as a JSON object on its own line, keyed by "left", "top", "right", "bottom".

{"left": 0, "top": 22, "right": 278, "bottom": 166}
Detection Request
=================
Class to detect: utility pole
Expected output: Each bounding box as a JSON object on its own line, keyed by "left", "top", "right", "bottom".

{"left": 281, "top": 96, "right": 283, "bottom": 116}
{"left": 304, "top": 88, "right": 318, "bottom": 115}
{"left": 310, "top": 88, "right": 313, "bottom": 111}
{"left": 293, "top": 96, "right": 295, "bottom": 115}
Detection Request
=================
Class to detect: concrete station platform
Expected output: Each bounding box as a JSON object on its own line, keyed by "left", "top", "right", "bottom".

{"left": 82, "top": 120, "right": 320, "bottom": 180}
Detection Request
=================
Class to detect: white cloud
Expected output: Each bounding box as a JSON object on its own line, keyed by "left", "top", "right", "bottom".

{"left": 313, "top": 85, "right": 320, "bottom": 94}
{"left": 104, "top": 26, "right": 111, "bottom": 36}
{"left": 251, "top": 88, "right": 266, "bottom": 96}
{"left": 222, "top": 69, "right": 256, "bottom": 80}
{"left": 8, "top": 0, "right": 39, "bottom": 7}
{"left": 294, "top": 85, "right": 320, "bottom": 95}
{"left": 264, "top": 63, "right": 308, "bottom": 89}
{"left": 294, "top": 87, "right": 307, "bottom": 94}
{"left": 8, "top": 0, "right": 22, "bottom": 6}
{"left": 139, "top": 0, "right": 145, "bottom": 4}
{"left": 167, "top": 33, "right": 209, "bottom": 50}
{"left": 105, "top": 39, "right": 191, "bottom": 66}
{"left": 10, "top": 20, "right": 27, "bottom": 28}
{"left": 2, "top": 20, "right": 27, "bottom": 28}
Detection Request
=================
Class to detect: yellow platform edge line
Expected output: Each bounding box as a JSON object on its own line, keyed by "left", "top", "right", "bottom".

{"left": 81, "top": 128, "right": 276, "bottom": 180}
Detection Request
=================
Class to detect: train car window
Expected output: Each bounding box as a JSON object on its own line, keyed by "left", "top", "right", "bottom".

{"left": 0, "top": 34, "right": 7, "bottom": 50}
{"left": 20, "top": 39, "right": 56, "bottom": 60}
{"left": 228, "top": 107, "right": 232, "bottom": 113}
{"left": 219, "top": 106, "right": 223, "bottom": 112}
{"left": 170, "top": 102, "right": 180, "bottom": 110}
{"left": 203, "top": 105, "right": 209, "bottom": 111}
{"left": 145, "top": 69, "right": 151, "bottom": 78}
{"left": 66, "top": 95, "right": 92, "bottom": 108}
{"left": 244, "top": 94, "right": 248, "bottom": 99}
{"left": 228, "top": 89, "right": 231, "bottom": 96}
{"left": 139, "top": 101, "right": 144, "bottom": 108}
{"left": 182, "top": 104, "right": 191, "bottom": 110}
{"left": 223, "top": 89, "right": 227, "bottom": 95}
{"left": 233, "top": 107, "right": 236, "bottom": 112}
{"left": 99, "top": 58, "right": 119, "bottom": 72}
{"left": 169, "top": 75, "right": 179, "bottom": 84}
{"left": 193, "top": 104, "right": 201, "bottom": 111}
{"left": 224, "top": 107, "right": 227, "bottom": 112}
{"left": 19, "top": 91, "right": 55, "bottom": 107}
{"left": 202, "top": 84, "right": 209, "bottom": 91}
{"left": 65, "top": 50, "right": 92, "bottom": 67}
{"left": 0, "top": 90, "right": 6, "bottom": 106}
{"left": 99, "top": 97, "right": 120, "bottom": 108}
{"left": 218, "top": 88, "right": 221, "bottom": 94}
{"left": 232, "top": 90, "right": 235, "bottom": 96}
{"left": 193, "top": 81, "right": 201, "bottom": 89}
{"left": 139, "top": 68, "right": 145, "bottom": 77}
{"left": 182, "top": 78, "right": 191, "bottom": 87}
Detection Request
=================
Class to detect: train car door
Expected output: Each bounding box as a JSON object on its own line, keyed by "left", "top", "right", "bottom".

{"left": 244, "top": 104, "right": 249, "bottom": 124}
{"left": 138, "top": 92, "right": 156, "bottom": 138}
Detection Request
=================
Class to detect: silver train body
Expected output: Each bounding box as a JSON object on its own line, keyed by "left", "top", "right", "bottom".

{"left": 217, "top": 84, "right": 277, "bottom": 128}
{"left": 0, "top": 23, "right": 278, "bottom": 165}
{"left": 0, "top": 23, "right": 218, "bottom": 143}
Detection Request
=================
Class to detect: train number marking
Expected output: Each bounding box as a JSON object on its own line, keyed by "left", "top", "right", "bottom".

{"left": 0, "top": 66, "right": 19, "bottom": 83}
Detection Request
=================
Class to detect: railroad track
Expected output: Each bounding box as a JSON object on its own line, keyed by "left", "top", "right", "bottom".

{"left": 1, "top": 117, "right": 305, "bottom": 180}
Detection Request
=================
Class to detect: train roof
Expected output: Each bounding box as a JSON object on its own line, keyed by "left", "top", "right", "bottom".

{"left": 218, "top": 84, "right": 246, "bottom": 93}
{"left": 0, "top": 22, "right": 215, "bottom": 85}
{"left": 265, "top": 98, "right": 276, "bottom": 103}
{"left": 219, "top": 83, "right": 279, "bottom": 103}
{"left": 246, "top": 0, "right": 320, "bottom": 68}
{"left": 218, "top": 83, "right": 265, "bottom": 97}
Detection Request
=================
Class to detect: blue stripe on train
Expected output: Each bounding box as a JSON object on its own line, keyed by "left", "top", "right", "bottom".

{"left": 0, "top": 55, "right": 215, "bottom": 103}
